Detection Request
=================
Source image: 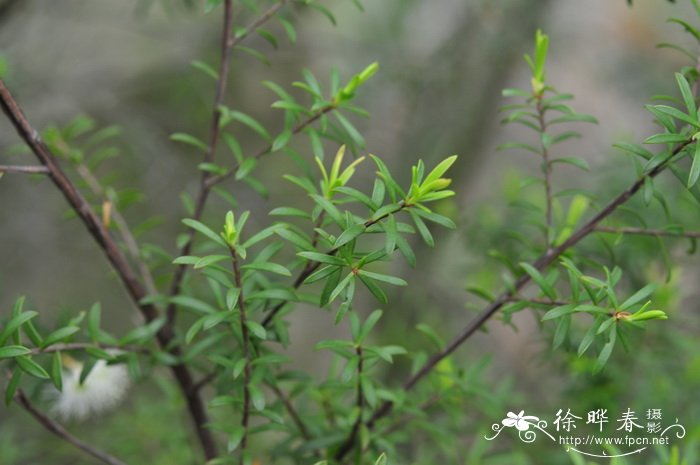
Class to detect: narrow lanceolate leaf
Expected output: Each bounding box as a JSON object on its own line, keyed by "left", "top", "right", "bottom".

{"left": 593, "top": 327, "right": 617, "bottom": 374}
{"left": 676, "top": 72, "right": 696, "bottom": 116}
{"left": 334, "top": 223, "right": 366, "bottom": 248}
{"left": 643, "top": 133, "right": 688, "bottom": 144}
{"left": 5, "top": 369, "right": 22, "bottom": 405}
{"left": 51, "top": 351, "right": 63, "bottom": 391}
{"left": 620, "top": 283, "right": 657, "bottom": 310}
{"left": 0, "top": 345, "right": 31, "bottom": 359}
{"left": 170, "top": 133, "right": 209, "bottom": 152}
{"left": 241, "top": 262, "right": 291, "bottom": 276}
{"left": 689, "top": 142, "right": 700, "bottom": 188}
{"left": 0, "top": 311, "right": 38, "bottom": 346}
{"left": 40, "top": 326, "right": 80, "bottom": 349}
{"left": 358, "top": 274, "right": 388, "bottom": 304}
{"left": 520, "top": 263, "right": 556, "bottom": 300}
{"left": 182, "top": 218, "right": 228, "bottom": 247}
{"left": 16, "top": 356, "right": 50, "bottom": 379}
{"left": 652, "top": 105, "right": 700, "bottom": 128}
{"left": 298, "top": 251, "right": 346, "bottom": 266}
{"left": 357, "top": 270, "right": 407, "bottom": 286}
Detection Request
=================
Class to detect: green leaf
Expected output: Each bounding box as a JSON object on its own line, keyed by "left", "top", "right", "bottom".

{"left": 541, "top": 304, "right": 576, "bottom": 321}
{"left": 334, "top": 111, "right": 365, "bottom": 148}
{"left": 227, "top": 110, "right": 271, "bottom": 140}
{"left": 358, "top": 309, "right": 383, "bottom": 343}
{"left": 51, "top": 351, "right": 63, "bottom": 391}
{"left": 0, "top": 345, "right": 31, "bottom": 359}
{"left": 329, "top": 273, "right": 354, "bottom": 303}
{"left": 246, "top": 321, "right": 267, "bottom": 340}
{"left": 40, "top": 326, "right": 80, "bottom": 349}
{"left": 412, "top": 208, "right": 456, "bottom": 229}
{"left": 250, "top": 384, "right": 266, "bottom": 411}
{"left": 298, "top": 251, "right": 345, "bottom": 266}
{"left": 358, "top": 270, "right": 407, "bottom": 286}
{"left": 520, "top": 263, "right": 556, "bottom": 300}
{"left": 185, "top": 319, "right": 204, "bottom": 345}
{"left": 358, "top": 274, "right": 388, "bottom": 304}
{"left": 620, "top": 283, "right": 657, "bottom": 310}
{"left": 194, "top": 255, "right": 230, "bottom": 269}
{"left": 170, "top": 296, "right": 219, "bottom": 314}
{"left": 0, "top": 311, "right": 38, "bottom": 346}
{"left": 593, "top": 327, "right": 616, "bottom": 374}
{"left": 16, "top": 356, "right": 49, "bottom": 379}
{"left": 170, "top": 133, "right": 209, "bottom": 152}
{"left": 5, "top": 369, "right": 22, "bottom": 406}
{"left": 311, "top": 194, "right": 344, "bottom": 225}
{"left": 182, "top": 218, "right": 227, "bottom": 248}
{"left": 423, "top": 155, "right": 458, "bottom": 186}
{"left": 334, "top": 223, "right": 366, "bottom": 248}
{"left": 689, "top": 142, "right": 700, "bottom": 188}
{"left": 241, "top": 262, "right": 291, "bottom": 276}
{"left": 552, "top": 315, "right": 571, "bottom": 350}
{"left": 652, "top": 105, "right": 700, "bottom": 128}
{"left": 235, "top": 158, "right": 257, "bottom": 181}
{"left": 190, "top": 60, "right": 218, "bottom": 80}
{"left": 643, "top": 133, "right": 688, "bottom": 144}
{"left": 676, "top": 72, "right": 696, "bottom": 116}
{"left": 578, "top": 317, "right": 602, "bottom": 356}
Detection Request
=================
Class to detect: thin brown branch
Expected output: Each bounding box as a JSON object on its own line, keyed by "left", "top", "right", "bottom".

{"left": 262, "top": 202, "right": 410, "bottom": 328}
{"left": 342, "top": 346, "right": 365, "bottom": 459}
{"left": 166, "top": 0, "right": 236, "bottom": 325}
{"left": 205, "top": 103, "right": 336, "bottom": 189}
{"left": 74, "top": 162, "right": 158, "bottom": 296}
{"left": 333, "top": 139, "right": 693, "bottom": 461}
{"left": 375, "top": 394, "right": 441, "bottom": 439}
{"left": 0, "top": 164, "right": 49, "bottom": 174}
{"left": 14, "top": 389, "right": 129, "bottom": 465}
{"left": 594, "top": 225, "right": 700, "bottom": 239}
{"left": 229, "top": 0, "right": 288, "bottom": 49}
{"left": 267, "top": 381, "right": 313, "bottom": 440}
{"left": 504, "top": 296, "right": 570, "bottom": 306}
{"left": 229, "top": 244, "right": 252, "bottom": 465}
{"left": 0, "top": 82, "right": 218, "bottom": 459}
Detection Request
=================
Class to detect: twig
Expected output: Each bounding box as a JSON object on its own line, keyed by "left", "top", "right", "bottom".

{"left": 594, "top": 225, "right": 700, "bottom": 239}
{"left": 166, "top": 0, "right": 236, "bottom": 325}
{"left": 205, "top": 103, "right": 336, "bottom": 188}
{"left": 229, "top": 244, "right": 252, "bottom": 465}
{"left": 0, "top": 81, "right": 218, "bottom": 459}
{"left": 504, "top": 297, "right": 570, "bottom": 306}
{"left": 74, "top": 162, "right": 158, "bottom": 296}
{"left": 375, "top": 394, "right": 441, "bottom": 439}
{"left": 14, "top": 389, "right": 129, "bottom": 465}
{"left": 0, "top": 164, "right": 49, "bottom": 174}
{"left": 535, "top": 94, "right": 553, "bottom": 245}
{"left": 229, "top": 0, "right": 289, "bottom": 49}
{"left": 343, "top": 346, "right": 365, "bottom": 459}
{"left": 267, "top": 381, "right": 313, "bottom": 440}
{"left": 262, "top": 202, "right": 410, "bottom": 328}
{"left": 332, "top": 139, "right": 693, "bottom": 460}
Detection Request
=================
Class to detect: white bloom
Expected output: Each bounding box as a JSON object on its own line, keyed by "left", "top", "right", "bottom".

{"left": 48, "top": 355, "right": 130, "bottom": 422}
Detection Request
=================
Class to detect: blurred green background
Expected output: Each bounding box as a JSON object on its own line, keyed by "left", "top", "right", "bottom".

{"left": 1, "top": 0, "right": 700, "bottom": 464}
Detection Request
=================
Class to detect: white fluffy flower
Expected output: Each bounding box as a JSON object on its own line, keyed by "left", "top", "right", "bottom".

{"left": 48, "top": 355, "right": 130, "bottom": 422}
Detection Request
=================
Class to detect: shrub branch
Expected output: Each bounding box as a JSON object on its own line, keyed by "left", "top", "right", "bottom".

{"left": 14, "top": 388, "right": 129, "bottom": 465}
{"left": 333, "top": 139, "right": 693, "bottom": 460}
{"left": 0, "top": 81, "right": 219, "bottom": 459}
